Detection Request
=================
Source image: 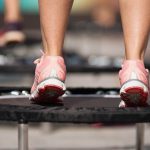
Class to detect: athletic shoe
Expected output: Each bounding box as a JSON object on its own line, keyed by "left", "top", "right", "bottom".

{"left": 30, "top": 51, "right": 66, "bottom": 103}
{"left": 0, "top": 22, "right": 25, "bottom": 47}
{"left": 119, "top": 60, "right": 149, "bottom": 107}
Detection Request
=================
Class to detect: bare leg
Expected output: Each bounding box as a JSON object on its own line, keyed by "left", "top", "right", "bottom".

{"left": 4, "top": 0, "right": 22, "bottom": 22}
{"left": 119, "top": 0, "right": 150, "bottom": 60}
{"left": 119, "top": 0, "right": 150, "bottom": 107}
{"left": 38, "top": 0, "right": 73, "bottom": 56}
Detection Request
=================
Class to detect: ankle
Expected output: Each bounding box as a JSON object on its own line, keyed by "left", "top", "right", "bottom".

{"left": 4, "top": 17, "right": 22, "bottom": 23}
{"left": 44, "top": 49, "right": 62, "bottom": 56}
{"left": 125, "top": 51, "right": 144, "bottom": 61}
{"left": 125, "top": 56, "right": 144, "bottom": 61}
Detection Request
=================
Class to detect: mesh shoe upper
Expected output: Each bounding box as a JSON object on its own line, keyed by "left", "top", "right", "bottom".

{"left": 31, "top": 52, "right": 66, "bottom": 94}
{"left": 119, "top": 60, "right": 149, "bottom": 87}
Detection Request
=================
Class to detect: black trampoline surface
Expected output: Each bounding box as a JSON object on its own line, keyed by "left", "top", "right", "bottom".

{"left": 0, "top": 87, "right": 150, "bottom": 124}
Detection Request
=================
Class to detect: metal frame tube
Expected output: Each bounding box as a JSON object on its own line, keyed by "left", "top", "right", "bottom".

{"left": 136, "top": 123, "right": 145, "bottom": 150}
{"left": 18, "top": 123, "right": 28, "bottom": 150}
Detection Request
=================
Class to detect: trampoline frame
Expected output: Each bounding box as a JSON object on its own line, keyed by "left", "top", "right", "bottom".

{"left": 16, "top": 122, "right": 145, "bottom": 150}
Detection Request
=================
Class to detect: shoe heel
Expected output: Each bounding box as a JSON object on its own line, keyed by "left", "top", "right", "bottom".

{"left": 120, "top": 80, "right": 148, "bottom": 106}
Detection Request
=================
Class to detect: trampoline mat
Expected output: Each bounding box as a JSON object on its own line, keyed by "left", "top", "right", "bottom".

{"left": 0, "top": 87, "right": 150, "bottom": 124}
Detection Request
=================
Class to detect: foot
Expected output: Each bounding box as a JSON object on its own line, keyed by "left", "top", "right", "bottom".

{"left": 30, "top": 51, "right": 66, "bottom": 103}
{"left": 0, "top": 22, "right": 25, "bottom": 47}
{"left": 119, "top": 60, "right": 149, "bottom": 107}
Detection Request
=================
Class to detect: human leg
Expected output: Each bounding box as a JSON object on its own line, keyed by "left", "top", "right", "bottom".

{"left": 4, "top": 0, "right": 22, "bottom": 22}
{"left": 30, "top": 0, "right": 73, "bottom": 102}
{"left": 39, "top": 0, "right": 73, "bottom": 56}
{"left": 119, "top": 0, "right": 150, "bottom": 107}
{"left": 0, "top": 0, "right": 25, "bottom": 46}
{"left": 119, "top": 0, "right": 150, "bottom": 60}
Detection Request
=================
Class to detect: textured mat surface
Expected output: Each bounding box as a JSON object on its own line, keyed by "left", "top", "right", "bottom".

{"left": 0, "top": 97, "right": 150, "bottom": 123}
{"left": 0, "top": 87, "right": 149, "bottom": 123}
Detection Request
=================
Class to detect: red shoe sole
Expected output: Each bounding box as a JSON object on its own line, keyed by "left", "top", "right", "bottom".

{"left": 31, "top": 85, "right": 65, "bottom": 104}
{"left": 120, "top": 87, "right": 148, "bottom": 107}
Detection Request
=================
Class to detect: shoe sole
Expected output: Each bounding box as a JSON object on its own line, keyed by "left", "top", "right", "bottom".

{"left": 5, "top": 31, "right": 25, "bottom": 45}
{"left": 30, "top": 78, "right": 66, "bottom": 103}
{"left": 120, "top": 80, "right": 148, "bottom": 107}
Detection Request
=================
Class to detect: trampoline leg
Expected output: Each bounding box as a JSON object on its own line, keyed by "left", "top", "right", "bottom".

{"left": 136, "top": 123, "right": 145, "bottom": 150}
{"left": 18, "top": 123, "right": 28, "bottom": 150}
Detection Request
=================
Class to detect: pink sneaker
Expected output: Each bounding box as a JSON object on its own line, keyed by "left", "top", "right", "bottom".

{"left": 30, "top": 52, "right": 66, "bottom": 103}
{"left": 119, "top": 60, "right": 149, "bottom": 107}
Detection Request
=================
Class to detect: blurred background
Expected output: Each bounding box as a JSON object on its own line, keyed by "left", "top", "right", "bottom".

{"left": 0, "top": 0, "right": 150, "bottom": 149}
